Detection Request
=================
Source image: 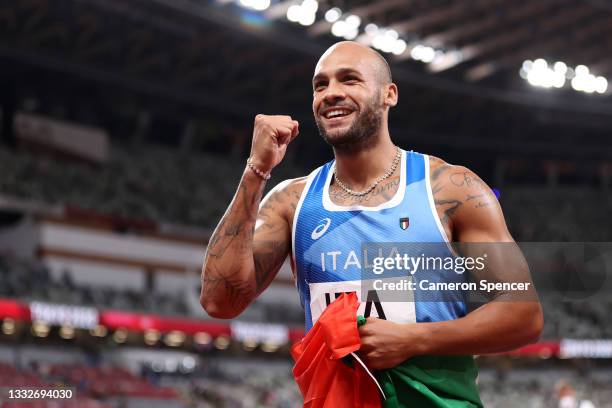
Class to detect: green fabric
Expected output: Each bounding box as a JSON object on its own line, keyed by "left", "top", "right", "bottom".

{"left": 377, "top": 355, "right": 483, "bottom": 408}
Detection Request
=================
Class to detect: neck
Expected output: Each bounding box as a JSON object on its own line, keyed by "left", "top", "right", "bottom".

{"left": 332, "top": 133, "right": 397, "bottom": 191}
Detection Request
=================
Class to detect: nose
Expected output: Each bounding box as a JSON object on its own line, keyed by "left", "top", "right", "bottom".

{"left": 322, "top": 79, "right": 346, "bottom": 105}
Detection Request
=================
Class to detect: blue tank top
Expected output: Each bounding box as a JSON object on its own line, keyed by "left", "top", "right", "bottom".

{"left": 292, "top": 150, "right": 468, "bottom": 332}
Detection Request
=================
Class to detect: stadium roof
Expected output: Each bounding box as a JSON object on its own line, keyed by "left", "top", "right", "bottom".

{"left": 2, "top": 0, "right": 612, "bottom": 159}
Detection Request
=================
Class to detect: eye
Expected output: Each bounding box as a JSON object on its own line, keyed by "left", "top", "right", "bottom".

{"left": 343, "top": 76, "right": 359, "bottom": 83}
{"left": 313, "top": 82, "right": 327, "bottom": 91}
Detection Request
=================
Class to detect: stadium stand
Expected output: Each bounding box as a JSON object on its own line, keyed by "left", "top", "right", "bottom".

{"left": 502, "top": 188, "right": 612, "bottom": 242}
{"left": 1, "top": 356, "right": 611, "bottom": 408}
{"left": 0, "top": 361, "right": 114, "bottom": 408}
{"left": 0, "top": 144, "right": 302, "bottom": 229}
{"left": 0, "top": 255, "right": 189, "bottom": 318}
{"left": 0, "top": 254, "right": 303, "bottom": 325}
{"left": 477, "top": 367, "right": 612, "bottom": 408}
{"left": 2, "top": 144, "right": 612, "bottom": 242}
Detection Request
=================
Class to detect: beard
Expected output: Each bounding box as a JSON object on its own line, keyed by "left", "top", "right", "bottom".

{"left": 315, "top": 95, "right": 383, "bottom": 153}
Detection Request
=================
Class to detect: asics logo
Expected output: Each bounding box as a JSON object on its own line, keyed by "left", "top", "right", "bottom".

{"left": 311, "top": 218, "right": 332, "bottom": 240}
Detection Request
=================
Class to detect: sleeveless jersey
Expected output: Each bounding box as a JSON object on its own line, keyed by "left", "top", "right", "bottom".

{"left": 292, "top": 150, "right": 468, "bottom": 332}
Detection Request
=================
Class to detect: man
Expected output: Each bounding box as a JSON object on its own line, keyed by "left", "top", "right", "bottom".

{"left": 201, "top": 41, "right": 543, "bottom": 406}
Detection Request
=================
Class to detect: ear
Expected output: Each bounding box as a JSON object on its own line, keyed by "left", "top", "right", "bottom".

{"left": 383, "top": 83, "right": 398, "bottom": 107}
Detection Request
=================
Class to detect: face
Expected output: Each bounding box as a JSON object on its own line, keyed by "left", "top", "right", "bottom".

{"left": 312, "top": 46, "right": 386, "bottom": 151}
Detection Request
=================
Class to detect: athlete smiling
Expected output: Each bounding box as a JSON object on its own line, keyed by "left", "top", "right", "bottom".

{"left": 201, "top": 41, "right": 543, "bottom": 407}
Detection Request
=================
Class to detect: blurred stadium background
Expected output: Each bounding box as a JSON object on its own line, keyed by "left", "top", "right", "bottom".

{"left": 0, "top": 0, "right": 612, "bottom": 407}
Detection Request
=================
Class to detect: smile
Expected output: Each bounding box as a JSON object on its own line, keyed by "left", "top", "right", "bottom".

{"left": 322, "top": 108, "right": 354, "bottom": 122}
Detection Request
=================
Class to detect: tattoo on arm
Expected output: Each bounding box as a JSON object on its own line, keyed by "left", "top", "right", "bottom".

{"left": 201, "top": 263, "right": 253, "bottom": 312}
{"left": 450, "top": 172, "right": 486, "bottom": 188}
{"left": 431, "top": 163, "right": 451, "bottom": 196}
{"left": 202, "top": 175, "right": 275, "bottom": 310}
{"left": 434, "top": 198, "right": 463, "bottom": 226}
{"left": 253, "top": 239, "right": 287, "bottom": 293}
{"left": 207, "top": 218, "right": 246, "bottom": 259}
{"left": 432, "top": 163, "right": 451, "bottom": 181}
{"left": 466, "top": 193, "right": 484, "bottom": 201}
{"left": 431, "top": 164, "right": 500, "bottom": 243}
{"left": 466, "top": 189, "right": 496, "bottom": 209}
{"left": 475, "top": 201, "right": 493, "bottom": 209}
{"left": 207, "top": 183, "right": 257, "bottom": 258}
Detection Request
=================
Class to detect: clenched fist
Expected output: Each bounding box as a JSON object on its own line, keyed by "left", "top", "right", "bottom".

{"left": 358, "top": 318, "right": 420, "bottom": 370}
{"left": 249, "top": 114, "right": 299, "bottom": 173}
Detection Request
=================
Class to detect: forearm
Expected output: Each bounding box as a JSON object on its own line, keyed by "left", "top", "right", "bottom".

{"left": 411, "top": 301, "right": 543, "bottom": 356}
{"left": 201, "top": 167, "right": 266, "bottom": 318}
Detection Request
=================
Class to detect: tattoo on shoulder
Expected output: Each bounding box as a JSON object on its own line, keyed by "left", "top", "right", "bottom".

{"left": 466, "top": 193, "right": 484, "bottom": 201}
{"left": 259, "top": 198, "right": 275, "bottom": 215}
{"left": 284, "top": 188, "right": 301, "bottom": 210}
{"left": 475, "top": 201, "right": 493, "bottom": 208}
{"left": 466, "top": 192, "right": 497, "bottom": 210}
{"left": 430, "top": 163, "right": 452, "bottom": 195}
{"left": 432, "top": 163, "right": 452, "bottom": 181}
{"left": 450, "top": 171, "right": 486, "bottom": 188}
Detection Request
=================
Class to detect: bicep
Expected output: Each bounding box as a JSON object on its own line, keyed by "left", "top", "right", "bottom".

{"left": 451, "top": 170, "right": 535, "bottom": 301}
{"left": 452, "top": 171, "right": 513, "bottom": 243}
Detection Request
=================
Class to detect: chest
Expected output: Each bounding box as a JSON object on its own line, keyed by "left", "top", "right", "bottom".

{"left": 328, "top": 175, "right": 402, "bottom": 208}
{"left": 290, "top": 175, "right": 453, "bottom": 245}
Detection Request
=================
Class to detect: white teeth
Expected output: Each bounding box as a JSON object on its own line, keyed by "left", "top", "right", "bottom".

{"left": 325, "top": 109, "right": 351, "bottom": 119}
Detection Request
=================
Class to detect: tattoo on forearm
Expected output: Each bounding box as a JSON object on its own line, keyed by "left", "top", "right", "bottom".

{"left": 208, "top": 181, "right": 263, "bottom": 257}
{"left": 202, "top": 175, "right": 271, "bottom": 309}
{"left": 201, "top": 264, "right": 252, "bottom": 312}
{"left": 242, "top": 182, "right": 260, "bottom": 217}
{"left": 207, "top": 218, "right": 243, "bottom": 259}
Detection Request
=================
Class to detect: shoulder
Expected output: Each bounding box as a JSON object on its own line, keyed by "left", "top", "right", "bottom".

{"left": 428, "top": 155, "right": 490, "bottom": 194}
{"left": 259, "top": 176, "right": 309, "bottom": 222}
{"left": 428, "top": 155, "right": 510, "bottom": 241}
{"left": 263, "top": 162, "right": 328, "bottom": 213}
{"left": 267, "top": 176, "right": 309, "bottom": 201}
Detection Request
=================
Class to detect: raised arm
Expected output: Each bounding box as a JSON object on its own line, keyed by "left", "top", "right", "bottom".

{"left": 200, "top": 114, "right": 299, "bottom": 319}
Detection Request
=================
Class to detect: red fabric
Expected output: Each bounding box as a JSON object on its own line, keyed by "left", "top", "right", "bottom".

{"left": 291, "top": 293, "right": 382, "bottom": 408}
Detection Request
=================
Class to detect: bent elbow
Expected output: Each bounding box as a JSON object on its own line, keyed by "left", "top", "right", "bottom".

{"left": 200, "top": 263, "right": 252, "bottom": 319}
{"left": 526, "top": 304, "right": 544, "bottom": 344}
{"left": 200, "top": 296, "right": 233, "bottom": 319}
{"left": 200, "top": 293, "right": 242, "bottom": 319}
